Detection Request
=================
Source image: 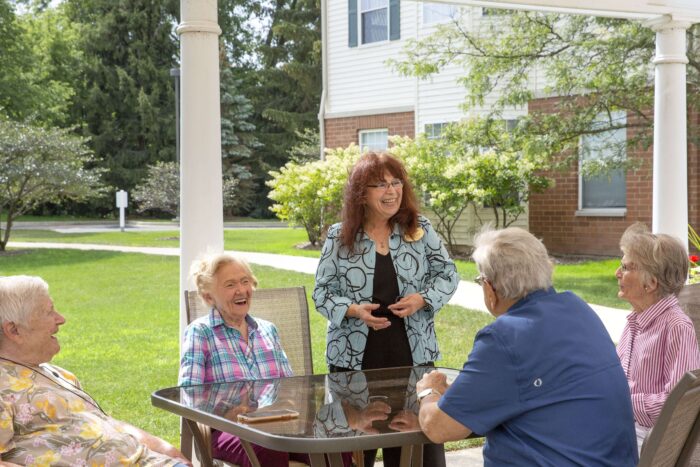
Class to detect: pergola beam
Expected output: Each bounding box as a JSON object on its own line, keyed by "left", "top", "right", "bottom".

{"left": 426, "top": 0, "right": 700, "bottom": 21}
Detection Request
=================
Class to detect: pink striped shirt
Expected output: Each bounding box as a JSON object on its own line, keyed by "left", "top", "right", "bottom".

{"left": 617, "top": 295, "right": 700, "bottom": 427}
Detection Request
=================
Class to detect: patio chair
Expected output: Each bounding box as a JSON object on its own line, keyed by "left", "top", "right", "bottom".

{"left": 182, "top": 286, "right": 313, "bottom": 467}
{"left": 678, "top": 284, "right": 700, "bottom": 349}
{"left": 638, "top": 369, "right": 700, "bottom": 467}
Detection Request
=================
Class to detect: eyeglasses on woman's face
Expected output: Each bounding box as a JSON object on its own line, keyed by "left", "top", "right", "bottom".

{"left": 367, "top": 179, "right": 403, "bottom": 191}
{"left": 618, "top": 260, "right": 638, "bottom": 273}
{"left": 474, "top": 274, "right": 487, "bottom": 286}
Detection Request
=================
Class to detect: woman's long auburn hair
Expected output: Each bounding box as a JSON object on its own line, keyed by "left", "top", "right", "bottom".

{"left": 340, "top": 152, "right": 420, "bottom": 252}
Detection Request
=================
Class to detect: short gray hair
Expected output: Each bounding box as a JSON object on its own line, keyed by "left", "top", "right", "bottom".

{"left": 472, "top": 227, "right": 553, "bottom": 300}
{"left": 620, "top": 223, "right": 688, "bottom": 297}
{"left": 189, "top": 252, "right": 258, "bottom": 305}
{"left": 0, "top": 275, "right": 50, "bottom": 326}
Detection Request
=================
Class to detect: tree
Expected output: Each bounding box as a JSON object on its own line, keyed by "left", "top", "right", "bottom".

{"left": 390, "top": 11, "right": 700, "bottom": 171}
{"left": 219, "top": 47, "right": 261, "bottom": 216}
{"left": 0, "top": 0, "right": 76, "bottom": 125}
{"left": 267, "top": 145, "right": 360, "bottom": 245}
{"left": 392, "top": 120, "right": 551, "bottom": 254}
{"left": 64, "top": 0, "right": 179, "bottom": 202}
{"left": 0, "top": 120, "right": 106, "bottom": 250}
{"left": 131, "top": 161, "right": 179, "bottom": 217}
{"left": 132, "top": 161, "right": 251, "bottom": 218}
{"left": 227, "top": 0, "right": 322, "bottom": 217}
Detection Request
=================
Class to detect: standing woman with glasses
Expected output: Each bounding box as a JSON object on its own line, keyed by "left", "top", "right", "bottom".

{"left": 313, "top": 152, "right": 459, "bottom": 467}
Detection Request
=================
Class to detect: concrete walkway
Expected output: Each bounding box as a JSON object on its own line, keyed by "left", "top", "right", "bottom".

{"left": 7, "top": 238, "right": 630, "bottom": 466}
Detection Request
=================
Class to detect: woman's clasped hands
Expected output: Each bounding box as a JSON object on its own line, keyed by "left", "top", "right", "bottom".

{"left": 348, "top": 293, "right": 426, "bottom": 331}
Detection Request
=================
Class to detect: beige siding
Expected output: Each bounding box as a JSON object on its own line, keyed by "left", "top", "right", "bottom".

{"left": 423, "top": 204, "right": 529, "bottom": 251}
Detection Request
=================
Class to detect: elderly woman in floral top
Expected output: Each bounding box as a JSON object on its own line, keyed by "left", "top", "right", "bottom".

{"left": 0, "top": 275, "right": 190, "bottom": 467}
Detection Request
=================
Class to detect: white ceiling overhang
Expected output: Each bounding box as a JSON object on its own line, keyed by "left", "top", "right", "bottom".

{"left": 424, "top": 0, "right": 700, "bottom": 22}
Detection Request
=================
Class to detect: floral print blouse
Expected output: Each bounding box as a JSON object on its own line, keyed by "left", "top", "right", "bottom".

{"left": 0, "top": 360, "right": 179, "bottom": 466}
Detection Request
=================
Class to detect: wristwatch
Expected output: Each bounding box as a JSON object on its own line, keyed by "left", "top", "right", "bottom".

{"left": 417, "top": 387, "right": 442, "bottom": 402}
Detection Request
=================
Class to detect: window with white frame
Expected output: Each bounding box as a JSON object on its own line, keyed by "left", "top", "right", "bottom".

{"left": 424, "top": 122, "right": 450, "bottom": 140}
{"left": 423, "top": 3, "right": 458, "bottom": 24}
{"left": 359, "top": 129, "right": 389, "bottom": 152}
{"left": 361, "top": 0, "right": 388, "bottom": 44}
{"left": 578, "top": 111, "right": 627, "bottom": 213}
{"left": 482, "top": 7, "right": 513, "bottom": 16}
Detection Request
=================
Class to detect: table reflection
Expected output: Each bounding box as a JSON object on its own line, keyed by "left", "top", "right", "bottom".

{"left": 160, "top": 366, "right": 444, "bottom": 440}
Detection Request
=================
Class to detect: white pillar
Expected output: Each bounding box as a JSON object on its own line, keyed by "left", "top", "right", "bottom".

{"left": 648, "top": 16, "right": 691, "bottom": 248}
{"left": 178, "top": 0, "right": 224, "bottom": 332}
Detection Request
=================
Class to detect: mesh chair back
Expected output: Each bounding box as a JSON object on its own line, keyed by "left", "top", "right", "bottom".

{"left": 679, "top": 284, "right": 700, "bottom": 350}
{"left": 638, "top": 369, "right": 700, "bottom": 467}
{"left": 184, "top": 287, "right": 313, "bottom": 375}
{"left": 182, "top": 287, "right": 314, "bottom": 466}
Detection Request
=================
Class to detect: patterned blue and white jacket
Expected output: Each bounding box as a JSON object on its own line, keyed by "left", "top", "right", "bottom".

{"left": 313, "top": 215, "right": 459, "bottom": 370}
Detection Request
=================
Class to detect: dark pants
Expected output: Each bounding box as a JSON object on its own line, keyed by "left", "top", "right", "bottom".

{"left": 212, "top": 430, "right": 353, "bottom": 467}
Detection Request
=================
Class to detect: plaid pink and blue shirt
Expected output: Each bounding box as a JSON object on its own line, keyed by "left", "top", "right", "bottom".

{"left": 179, "top": 310, "right": 293, "bottom": 386}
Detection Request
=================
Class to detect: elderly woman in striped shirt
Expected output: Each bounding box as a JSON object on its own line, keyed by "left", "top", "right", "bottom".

{"left": 178, "top": 253, "right": 300, "bottom": 467}
{"left": 615, "top": 223, "right": 700, "bottom": 452}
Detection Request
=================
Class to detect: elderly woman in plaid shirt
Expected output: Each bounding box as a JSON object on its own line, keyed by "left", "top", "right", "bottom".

{"left": 178, "top": 253, "right": 302, "bottom": 467}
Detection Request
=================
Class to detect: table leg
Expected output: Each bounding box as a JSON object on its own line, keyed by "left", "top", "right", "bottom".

{"left": 309, "top": 453, "right": 327, "bottom": 467}
{"left": 326, "top": 452, "right": 345, "bottom": 467}
{"left": 411, "top": 444, "right": 423, "bottom": 467}
{"left": 239, "top": 439, "right": 262, "bottom": 467}
{"left": 183, "top": 419, "right": 213, "bottom": 467}
{"left": 399, "top": 444, "right": 423, "bottom": 467}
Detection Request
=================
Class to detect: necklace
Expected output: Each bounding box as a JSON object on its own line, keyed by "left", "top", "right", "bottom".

{"left": 0, "top": 356, "right": 105, "bottom": 414}
{"left": 365, "top": 224, "right": 391, "bottom": 251}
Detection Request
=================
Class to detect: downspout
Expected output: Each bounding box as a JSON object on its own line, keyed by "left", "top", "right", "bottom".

{"left": 318, "top": 0, "right": 328, "bottom": 161}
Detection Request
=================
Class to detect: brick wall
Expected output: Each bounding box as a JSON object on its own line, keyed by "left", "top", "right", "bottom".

{"left": 324, "top": 111, "right": 415, "bottom": 149}
{"left": 529, "top": 96, "right": 654, "bottom": 256}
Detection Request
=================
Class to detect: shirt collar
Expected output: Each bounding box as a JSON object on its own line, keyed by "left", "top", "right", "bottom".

{"left": 508, "top": 287, "right": 556, "bottom": 312}
{"left": 629, "top": 294, "right": 679, "bottom": 330}
{"left": 208, "top": 308, "right": 259, "bottom": 333}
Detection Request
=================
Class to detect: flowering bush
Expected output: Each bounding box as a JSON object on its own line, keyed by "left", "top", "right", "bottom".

{"left": 690, "top": 226, "right": 700, "bottom": 284}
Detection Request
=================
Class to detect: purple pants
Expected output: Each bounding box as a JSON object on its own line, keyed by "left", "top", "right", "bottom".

{"left": 212, "top": 430, "right": 353, "bottom": 467}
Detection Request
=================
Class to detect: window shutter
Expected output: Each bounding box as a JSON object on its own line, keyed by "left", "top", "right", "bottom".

{"left": 389, "top": 0, "right": 400, "bottom": 40}
{"left": 348, "top": 0, "right": 358, "bottom": 47}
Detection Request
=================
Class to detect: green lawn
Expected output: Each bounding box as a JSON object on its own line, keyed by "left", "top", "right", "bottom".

{"left": 0, "top": 248, "right": 491, "bottom": 449}
{"left": 11, "top": 228, "right": 322, "bottom": 258}
{"left": 10, "top": 228, "right": 626, "bottom": 307}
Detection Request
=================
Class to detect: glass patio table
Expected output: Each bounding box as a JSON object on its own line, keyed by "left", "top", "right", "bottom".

{"left": 152, "top": 366, "right": 460, "bottom": 467}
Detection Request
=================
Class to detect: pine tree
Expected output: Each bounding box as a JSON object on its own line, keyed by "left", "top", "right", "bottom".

{"left": 65, "top": 0, "right": 179, "bottom": 203}
{"left": 220, "top": 45, "right": 261, "bottom": 216}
